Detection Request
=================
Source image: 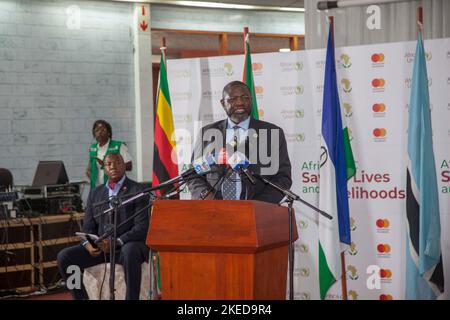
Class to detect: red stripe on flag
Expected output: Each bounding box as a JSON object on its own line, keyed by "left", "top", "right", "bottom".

{"left": 151, "top": 172, "right": 161, "bottom": 197}
{"left": 154, "top": 114, "right": 178, "bottom": 178}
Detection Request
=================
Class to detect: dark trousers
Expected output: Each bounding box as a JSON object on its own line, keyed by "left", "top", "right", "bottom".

{"left": 57, "top": 241, "right": 149, "bottom": 300}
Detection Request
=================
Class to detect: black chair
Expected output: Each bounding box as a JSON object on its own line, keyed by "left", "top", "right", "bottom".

{"left": 0, "top": 168, "right": 13, "bottom": 192}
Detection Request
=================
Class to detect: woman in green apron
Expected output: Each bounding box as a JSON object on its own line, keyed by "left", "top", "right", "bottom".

{"left": 86, "top": 120, "right": 132, "bottom": 188}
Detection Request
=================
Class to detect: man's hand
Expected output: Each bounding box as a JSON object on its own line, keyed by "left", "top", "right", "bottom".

{"left": 85, "top": 243, "right": 101, "bottom": 257}
{"left": 95, "top": 157, "right": 104, "bottom": 167}
{"left": 97, "top": 239, "right": 111, "bottom": 253}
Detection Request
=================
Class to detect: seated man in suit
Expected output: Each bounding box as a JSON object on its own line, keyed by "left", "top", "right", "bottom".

{"left": 187, "top": 81, "right": 292, "bottom": 203}
{"left": 57, "top": 154, "right": 151, "bottom": 300}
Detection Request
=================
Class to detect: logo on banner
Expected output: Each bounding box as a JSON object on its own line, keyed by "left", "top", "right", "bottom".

{"left": 338, "top": 54, "right": 352, "bottom": 68}
{"left": 379, "top": 294, "right": 394, "bottom": 300}
{"left": 286, "top": 133, "right": 305, "bottom": 143}
{"left": 202, "top": 64, "right": 233, "bottom": 77}
{"left": 376, "top": 218, "right": 390, "bottom": 233}
{"left": 348, "top": 290, "right": 359, "bottom": 300}
{"left": 341, "top": 79, "right": 352, "bottom": 93}
{"left": 316, "top": 107, "right": 322, "bottom": 117}
{"left": 203, "top": 113, "right": 226, "bottom": 122}
{"left": 252, "top": 62, "right": 263, "bottom": 76}
{"left": 405, "top": 77, "right": 432, "bottom": 88}
{"left": 202, "top": 90, "right": 222, "bottom": 100}
{"left": 224, "top": 62, "right": 233, "bottom": 76}
{"left": 255, "top": 86, "right": 264, "bottom": 96}
{"left": 299, "top": 292, "right": 311, "bottom": 300}
{"left": 373, "top": 128, "right": 387, "bottom": 141}
{"left": 316, "top": 84, "right": 324, "bottom": 93}
{"left": 371, "top": 53, "right": 385, "bottom": 67}
{"left": 405, "top": 51, "right": 432, "bottom": 63}
{"left": 258, "top": 108, "right": 265, "bottom": 119}
{"left": 280, "top": 85, "right": 304, "bottom": 96}
{"left": 298, "top": 267, "right": 310, "bottom": 277}
{"left": 380, "top": 268, "right": 392, "bottom": 283}
{"left": 176, "top": 136, "right": 192, "bottom": 147}
{"left": 280, "top": 61, "right": 303, "bottom": 72}
{"left": 372, "top": 103, "right": 386, "bottom": 117}
{"left": 298, "top": 243, "right": 309, "bottom": 253}
{"left": 172, "top": 69, "right": 191, "bottom": 78}
{"left": 172, "top": 92, "right": 192, "bottom": 101}
{"left": 173, "top": 114, "right": 192, "bottom": 124}
{"left": 347, "top": 265, "right": 359, "bottom": 280}
{"left": 377, "top": 243, "right": 391, "bottom": 258}
{"left": 299, "top": 219, "right": 309, "bottom": 230}
{"left": 350, "top": 217, "right": 357, "bottom": 231}
{"left": 348, "top": 241, "right": 358, "bottom": 256}
{"left": 343, "top": 103, "right": 353, "bottom": 117}
{"left": 281, "top": 109, "right": 305, "bottom": 119}
{"left": 315, "top": 60, "right": 325, "bottom": 69}
{"left": 372, "top": 78, "right": 385, "bottom": 92}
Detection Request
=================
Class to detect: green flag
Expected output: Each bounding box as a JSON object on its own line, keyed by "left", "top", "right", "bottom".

{"left": 243, "top": 33, "right": 259, "bottom": 119}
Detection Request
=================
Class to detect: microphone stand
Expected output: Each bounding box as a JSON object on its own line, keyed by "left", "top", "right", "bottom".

{"left": 201, "top": 166, "right": 231, "bottom": 200}
{"left": 253, "top": 173, "right": 332, "bottom": 300}
{"left": 93, "top": 174, "right": 203, "bottom": 300}
{"left": 108, "top": 196, "right": 120, "bottom": 300}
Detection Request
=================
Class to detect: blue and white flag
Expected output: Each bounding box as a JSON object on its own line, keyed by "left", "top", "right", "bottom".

{"left": 405, "top": 31, "right": 444, "bottom": 300}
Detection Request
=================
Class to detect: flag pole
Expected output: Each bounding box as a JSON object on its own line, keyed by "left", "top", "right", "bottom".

{"left": 329, "top": 15, "right": 349, "bottom": 301}
{"left": 243, "top": 26, "right": 249, "bottom": 54}
{"left": 417, "top": 6, "right": 423, "bottom": 33}
{"left": 243, "top": 26, "right": 249, "bottom": 83}
{"left": 160, "top": 36, "right": 166, "bottom": 61}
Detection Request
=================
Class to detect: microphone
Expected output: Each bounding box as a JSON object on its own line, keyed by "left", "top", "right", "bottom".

{"left": 228, "top": 151, "right": 256, "bottom": 185}
{"left": 199, "top": 148, "right": 232, "bottom": 200}
{"left": 150, "top": 155, "right": 215, "bottom": 193}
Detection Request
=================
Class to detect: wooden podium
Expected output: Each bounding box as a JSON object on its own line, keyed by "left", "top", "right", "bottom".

{"left": 146, "top": 200, "right": 298, "bottom": 300}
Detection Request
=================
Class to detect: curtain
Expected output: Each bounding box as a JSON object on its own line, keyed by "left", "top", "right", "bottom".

{"left": 305, "top": 0, "right": 450, "bottom": 49}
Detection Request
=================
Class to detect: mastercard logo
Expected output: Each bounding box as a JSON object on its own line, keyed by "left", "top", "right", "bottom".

{"left": 379, "top": 294, "right": 393, "bottom": 300}
{"left": 372, "top": 103, "right": 386, "bottom": 113}
{"left": 255, "top": 86, "right": 264, "bottom": 94}
{"left": 252, "top": 63, "right": 263, "bottom": 71}
{"left": 377, "top": 244, "right": 391, "bottom": 253}
{"left": 380, "top": 269, "right": 392, "bottom": 279}
{"left": 372, "top": 78, "right": 386, "bottom": 88}
{"left": 376, "top": 219, "right": 390, "bottom": 228}
{"left": 258, "top": 108, "right": 264, "bottom": 118}
{"left": 371, "top": 53, "right": 385, "bottom": 63}
{"left": 373, "top": 128, "right": 387, "bottom": 138}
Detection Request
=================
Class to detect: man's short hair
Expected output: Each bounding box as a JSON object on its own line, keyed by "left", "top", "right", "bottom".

{"left": 104, "top": 153, "right": 124, "bottom": 163}
{"left": 222, "top": 81, "right": 251, "bottom": 99}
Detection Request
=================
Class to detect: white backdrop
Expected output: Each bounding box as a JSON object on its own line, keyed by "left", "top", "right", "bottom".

{"left": 166, "top": 37, "right": 450, "bottom": 300}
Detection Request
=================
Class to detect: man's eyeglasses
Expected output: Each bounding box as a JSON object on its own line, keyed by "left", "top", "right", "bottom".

{"left": 224, "top": 95, "right": 251, "bottom": 104}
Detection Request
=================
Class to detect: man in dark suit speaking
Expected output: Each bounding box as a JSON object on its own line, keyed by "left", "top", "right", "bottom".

{"left": 187, "top": 81, "right": 292, "bottom": 204}
{"left": 57, "top": 154, "right": 150, "bottom": 300}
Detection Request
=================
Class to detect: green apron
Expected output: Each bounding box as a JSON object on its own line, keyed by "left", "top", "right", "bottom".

{"left": 89, "top": 140, "right": 122, "bottom": 188}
